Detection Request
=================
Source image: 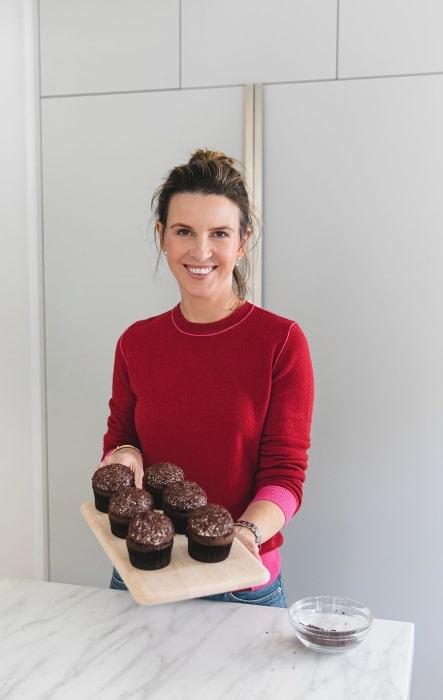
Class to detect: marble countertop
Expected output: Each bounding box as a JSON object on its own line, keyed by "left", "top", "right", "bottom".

{"left": 0, "top": 577, "right": 414, "bottom": 700}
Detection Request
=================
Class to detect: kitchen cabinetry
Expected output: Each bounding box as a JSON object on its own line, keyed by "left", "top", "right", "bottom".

{"left": 41, "top": 86, "right": 245, "bottom": 585}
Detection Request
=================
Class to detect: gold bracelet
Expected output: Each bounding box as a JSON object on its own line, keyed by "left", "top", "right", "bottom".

{"left": 110, "top": 444, "right": 142, "bottom": 456}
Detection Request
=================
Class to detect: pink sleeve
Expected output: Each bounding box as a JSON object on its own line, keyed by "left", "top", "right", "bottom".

{"left": 251, "top": 485, "right": 298, "bottom": 524}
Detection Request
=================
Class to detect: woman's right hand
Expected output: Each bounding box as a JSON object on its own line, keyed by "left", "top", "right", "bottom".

{"left": 97, "top": 447, "right": 144, "bottom": 488}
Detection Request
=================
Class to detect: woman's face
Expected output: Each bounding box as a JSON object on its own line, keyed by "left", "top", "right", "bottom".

{"left": 158, "top": 192, "right": 245, "bottom": 304}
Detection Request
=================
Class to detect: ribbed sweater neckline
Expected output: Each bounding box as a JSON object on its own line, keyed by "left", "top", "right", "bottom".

{"left": 170, "top": 300, "right": 254, "bottom": 336}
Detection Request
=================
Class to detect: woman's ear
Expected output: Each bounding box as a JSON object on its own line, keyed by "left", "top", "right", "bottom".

{"left": 238, "top": 227, "right": 252, "bottom": 258}
{"left": 156, "top": 221, "right": 165, "bottom": 251}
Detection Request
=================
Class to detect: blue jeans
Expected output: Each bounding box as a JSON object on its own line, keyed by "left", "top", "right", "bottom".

{"left": 201, "top": 574, "right": 286, "bottom": 608}
{"left": 110, "top": 567, "right": 130, "bottom": 591}
{"left": 110, "top": 568, "right": 286, "bottom": 608}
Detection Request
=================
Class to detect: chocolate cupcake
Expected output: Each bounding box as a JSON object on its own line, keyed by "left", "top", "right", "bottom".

{"left": 186, "top": 504, "right": 235, "bottom": 563}
{"left": 162, "top": 480, "right": 207, "bottom": 534}
{"left": 142, "top": 462, "right": 185, "bottom": 509}
{"left": 108, "top": 486, "right": 154, "bottom": 538}
{"left": 92, "top": 463, "right": 135, "bottom": 513}
{"left": 126, "top": 511, "right": 175, "bottom": 570}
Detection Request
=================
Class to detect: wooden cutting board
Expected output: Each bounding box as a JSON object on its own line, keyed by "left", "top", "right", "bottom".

{"left": 81, "top": 501, "right": 270, "bottom": 605}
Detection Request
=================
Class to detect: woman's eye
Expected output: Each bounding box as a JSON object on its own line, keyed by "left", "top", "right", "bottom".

{"left": 213, "top": 230, "right": 228, "bottom": 238}
{"left": 177, "top": 228, "right": 191, "bottom": 236}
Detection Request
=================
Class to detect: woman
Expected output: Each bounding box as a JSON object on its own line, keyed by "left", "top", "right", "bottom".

{"left": 98, "top": 149, "right": 314, "bottom": 607}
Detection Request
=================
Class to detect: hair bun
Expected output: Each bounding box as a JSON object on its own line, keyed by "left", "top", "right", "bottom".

{"left": 188, "top": 148, "right": 235, "bottom": 168}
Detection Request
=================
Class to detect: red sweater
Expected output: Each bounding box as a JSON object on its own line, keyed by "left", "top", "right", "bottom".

{"left": 103, "top": 301, "right": 314, "bottom": 557}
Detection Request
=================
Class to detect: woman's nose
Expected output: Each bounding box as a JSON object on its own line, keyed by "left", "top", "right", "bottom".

{"left": 190, "top": 236, "right": 212, "bottom": 260}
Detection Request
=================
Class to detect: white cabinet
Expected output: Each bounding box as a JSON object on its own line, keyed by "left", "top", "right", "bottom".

{"left": 181, "top": 0, "right": 337, "bottom": 87}
{"left": 40, "top": 0, "right": 180, "bottom": 95}
{"left": 339, "top": 0, "right": 443, "bottom": 77}
{"left": 263, "top": 78, "right": 443, "bottom": 691}
{"left": 41, "top": 86, "right": 245, "bottom": 586}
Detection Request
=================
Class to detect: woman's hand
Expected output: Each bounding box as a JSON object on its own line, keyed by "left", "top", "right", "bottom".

{"left": 234, "top": 499, "right": 286, "bottom": 561}
{"left": 97, "top": 447, "right": 144, "bottom": 488}
{"left": 234, "top": 524, "right": 261, "bottom": 561}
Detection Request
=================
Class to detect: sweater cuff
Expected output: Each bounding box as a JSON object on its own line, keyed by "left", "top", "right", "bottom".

{"left": 251, "top": 486, "right": 298, "bottom": 524}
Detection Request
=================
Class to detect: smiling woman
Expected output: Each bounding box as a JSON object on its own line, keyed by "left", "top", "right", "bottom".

{"left": 96, "top": 148, "right": 314, "bottom": 607}
{"left": 157, "top": 192, "right": 247, "bottom": 322}
{"left": 153, "top": 149, "right": 253, "bottom": 305}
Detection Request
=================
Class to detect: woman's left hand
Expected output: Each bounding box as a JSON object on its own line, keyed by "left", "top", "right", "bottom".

{"left": 234, "top": 499, "right": 286, "bottom": 562}
{"left": 234, "top": 525, "right": 261, "bottom": 561}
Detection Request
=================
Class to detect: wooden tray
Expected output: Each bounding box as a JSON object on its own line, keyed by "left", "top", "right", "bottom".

{"left": 81, "top": 502, "right": 270, "bottom": 605}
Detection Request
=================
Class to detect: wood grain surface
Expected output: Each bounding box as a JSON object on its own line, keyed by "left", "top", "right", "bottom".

{"left": 81, "top": 501, "right": 270, "bottom": 605}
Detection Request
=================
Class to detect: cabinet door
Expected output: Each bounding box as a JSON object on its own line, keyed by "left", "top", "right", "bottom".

{"left": 42, "top": 87, "right": 245, "bottom": 586}
{"left": 40, "top": 0, "right": 180, "bottom": 95}
{"left": 262, "top": 78, "right": 443, "bottom": 637}
{"left": 181, "top": 0, "right": 336, "bottom": 87}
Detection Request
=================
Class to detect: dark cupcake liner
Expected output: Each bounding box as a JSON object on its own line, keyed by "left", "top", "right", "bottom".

{"left": 162, "top": 508, "right": 189, "bottom": 534}
{"left": 127, "top": 543, "right": 173, "bottom": 570}
{"left": 143, "top": 487, "right": 163, "bottom": 510}
{"left": 93, "top": 491, "right": 111, "bottom": 513}
{"left": 187, "top": 539, "right": 232, "bottom": 563}
{"left": 109, "top": 518, "right": 129, "bottom": 539}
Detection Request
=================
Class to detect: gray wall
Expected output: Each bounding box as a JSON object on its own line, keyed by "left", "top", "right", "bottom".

{"left": 2, "top": 2, "right": 443, "bottom": 698}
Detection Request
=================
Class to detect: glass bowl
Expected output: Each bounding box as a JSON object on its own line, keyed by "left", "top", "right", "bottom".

{"left": 288, "top": 595, "right": 373, "bottom": 653}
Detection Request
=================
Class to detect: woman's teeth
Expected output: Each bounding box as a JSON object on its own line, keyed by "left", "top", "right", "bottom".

{"left": 188, "top": 267, "right": 213, "bottom": 275}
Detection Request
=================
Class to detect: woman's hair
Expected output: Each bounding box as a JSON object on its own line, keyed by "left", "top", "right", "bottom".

{"left": 152, "top": 148, "right": 256, "bottom": 299}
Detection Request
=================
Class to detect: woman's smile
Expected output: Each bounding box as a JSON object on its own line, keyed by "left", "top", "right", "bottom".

{"left": 184, "top": 264, "right": 217, "bottom": 277}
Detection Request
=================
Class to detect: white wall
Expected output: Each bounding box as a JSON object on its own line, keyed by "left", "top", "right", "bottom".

{"left": 2, "top": 1, "right": 443, "bottom": 697}
{"left": 0, "top": 0, "right": 46, "bottom": 579}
